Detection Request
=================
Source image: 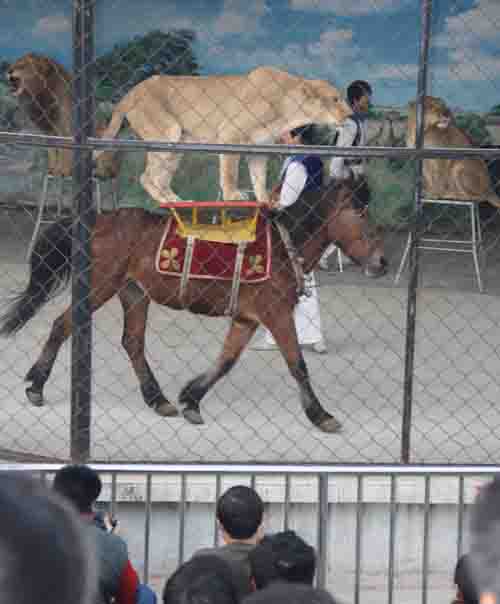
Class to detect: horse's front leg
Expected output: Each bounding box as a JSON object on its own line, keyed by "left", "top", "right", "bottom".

{"left": 25, "top": 309, "right": 71, "bottom": 406}
{"left": 180, "top": 317, "right": 259, "bottom": 425}
{"left": 118, "top": 281, "right": 178, "bottom": 417}
{"left": 265, "top": 310, "right": 341, "bottom": 433}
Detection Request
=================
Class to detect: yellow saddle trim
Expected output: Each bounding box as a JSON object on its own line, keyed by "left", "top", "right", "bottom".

{"left": 170, "top": 207, "right": 259, "bottom": 244}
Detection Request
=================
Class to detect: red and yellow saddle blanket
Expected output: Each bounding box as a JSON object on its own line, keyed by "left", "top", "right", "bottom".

{"left": 155, "top": 215, "right": 272, "bottom": 282}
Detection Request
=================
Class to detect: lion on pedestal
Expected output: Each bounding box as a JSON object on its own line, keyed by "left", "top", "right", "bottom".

{"left": 6, "top": 53, "right": 119, "bottom": 179}
{"left": 95, "top": 66, "right": 352, "bottom": 202}
{"left": 407, "top": 96, "right": 500, "bottom": 208}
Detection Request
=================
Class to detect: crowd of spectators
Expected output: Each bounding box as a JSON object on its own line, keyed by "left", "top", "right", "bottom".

{"left": 1, "top": 467, "right": 500, "bottom": 604}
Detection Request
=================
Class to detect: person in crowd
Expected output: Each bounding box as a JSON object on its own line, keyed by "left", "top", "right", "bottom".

{"left": 162, "top": 554, "right": 238, "bottom": 604}
{"left": 242, "top": 581, "right": 339, "bottom": 604}
{"left": 53, "top": 464, "right": 156, "bottom": 604}
{"left": 0, "top": 471, "right": 96, "bottom": 604}
{"left": 248, "top": 530, "right": 316, "bottom": 589}
{"left": 252, "top": 123, "right": 327, "bottom": 354}
{"left": 320, "top": 80, "right": 373, "bottom": 271}
{"left": 469, "top": 475, "right": 500, "bottom": 604}
{"left": 452, "top": 554, "right": 479, "bottom": 604}
{"left": 193, "top": 485, "right": 264, "bottom": 601}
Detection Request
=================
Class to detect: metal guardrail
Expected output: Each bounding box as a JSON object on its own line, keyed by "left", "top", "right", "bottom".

{"left": 1, "top": 463, "right": 498, "bottom": 602}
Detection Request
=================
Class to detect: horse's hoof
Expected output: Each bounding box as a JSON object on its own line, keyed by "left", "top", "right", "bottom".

{"left": 318, "top": 416, "right": 342, "bottom": 433}
{"left": 26, "top": 387, "right": 44, "bottom": 407}
{"left": 183, "top": 407, "right": 205, "bottom": 425}
{"left": 155, "top": 401, "right": 179, "bottom": 417}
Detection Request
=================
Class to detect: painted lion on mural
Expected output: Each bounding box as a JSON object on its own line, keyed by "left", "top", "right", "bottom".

{"left": 96, "top": 66, "right": 352, "bottom": 202}
{"left": 6, "top": 53, "right": 119, "bottom": 179}
{"left": 407, "top": 96, "right": 500, "bottom": 208}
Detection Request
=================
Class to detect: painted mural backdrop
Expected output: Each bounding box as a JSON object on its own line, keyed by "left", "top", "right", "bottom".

{"left": 0, "top": 0, "right": 499, "bottom": 221}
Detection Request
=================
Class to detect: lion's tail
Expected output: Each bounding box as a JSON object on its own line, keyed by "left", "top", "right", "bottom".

{"left": 99, "top": 105, "right": 126, "bottom": 141}
{"left": 486, "top": 193, "right": 500, "bottom": 209}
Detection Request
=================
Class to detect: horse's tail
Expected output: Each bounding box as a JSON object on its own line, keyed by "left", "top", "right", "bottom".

{"left": 0, "top": 218, "right": 73, "bottom": 335}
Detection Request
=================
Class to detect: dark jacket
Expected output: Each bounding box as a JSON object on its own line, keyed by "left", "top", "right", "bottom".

{"left": 194, "top": 542, "right": 255, "bottom": 601}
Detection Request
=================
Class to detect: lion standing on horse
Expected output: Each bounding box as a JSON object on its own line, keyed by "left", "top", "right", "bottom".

{"left": 2, "top": 54, "right": 388, "bottom": 434}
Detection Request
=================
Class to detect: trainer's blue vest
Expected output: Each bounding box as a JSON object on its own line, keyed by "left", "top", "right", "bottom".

{"left": 281, "top": 155, "right": 323, "bottom": 192}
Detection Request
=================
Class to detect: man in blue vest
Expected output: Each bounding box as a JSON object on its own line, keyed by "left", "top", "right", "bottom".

{"left": 253, "top": 123, "right": 327, "bottom": 354}
{"left": 320, "top": 80, "right": 373, "bottom": 271}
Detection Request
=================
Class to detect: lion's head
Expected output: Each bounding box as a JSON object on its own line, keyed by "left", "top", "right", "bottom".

{"left": 407, "top": 96, "right": 453, "bottom": 145}
{"left": 6, "top": 53, "right": 72, "bottom": 135}
{"left": 297, "top": 79, "right": 353, "bottom": 126}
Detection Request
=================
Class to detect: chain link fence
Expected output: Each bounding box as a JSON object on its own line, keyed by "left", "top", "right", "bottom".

{"left": 0, "top": 0, "right": 499, "bottom": 463}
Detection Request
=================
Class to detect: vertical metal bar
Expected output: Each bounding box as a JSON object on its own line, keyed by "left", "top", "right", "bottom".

{"left": 401, "top": 0, "right": 434, "bottom": 463}
{"left": 214, "top": 473, "right": 221, "bottom": 546}
{"left": 388, "top": 475, "right": 397, "bottom": 604}
{"left": 143, "top": 473, "right": 152, "bottom": 584}
{"left": 317, "top": 474, "right": 329, "bottom": 589}
{"left": 283, "top": 474, "right": 291, "bottom": 531}
{"left": 250, "top": 474, "right": 256, "bottom": 491}
{"left": 422, "top": 476, "right": 431, "bottom": 604}
{"left": 457, "top": 475, "right": 465, "bottom": 560}
{"left": 354, "top": 475, "right": 363, "bottom": 604}
{"left": 71, "top": 0, "right": 96, "bottom": 462}
{"left": 178, "top": 474, "right": 187, "bottom": 566}
{"left": 110, "top": 472, "right": 117, "bottom": 517}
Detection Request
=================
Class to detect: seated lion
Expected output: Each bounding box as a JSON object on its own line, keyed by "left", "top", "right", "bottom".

{"left": 407, "top": 96, "right": 500, "bottom": 208}
{"left": 95, "top": 66, "right": 352, "bottom": 202}
{"left": 6, "top": 53, "right": 119, "bottom": 179}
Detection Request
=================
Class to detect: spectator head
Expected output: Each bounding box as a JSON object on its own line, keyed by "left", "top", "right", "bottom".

{"left": 0, "top": 472, "right": 95, "bottom": 604}
{"left": 163, "top": 554, "right": 238, "bottom": 604}
{"left": 249, "top": 531, "right": 316, "bottom": 589}
{"left": 453, "top": 554, "right": 479, "bottom": 604}
{"left": 470, "top": 476, "right": 500, "bottom": 602}
{"left": 216, "top": 485, "right": 264, "bottom": 543}
{"left": 242, "top": 582, "right": 339, "bottom": 604}
{"left": 347, "top": 80, "right": 373, "bottom": 111}
{"left": 53, "top": 464, "right": 102, "bottom": 514}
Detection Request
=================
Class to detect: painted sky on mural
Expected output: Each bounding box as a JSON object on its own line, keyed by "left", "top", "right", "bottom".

{"left": 0, "top": 0, "right": 499, "bottom": 111}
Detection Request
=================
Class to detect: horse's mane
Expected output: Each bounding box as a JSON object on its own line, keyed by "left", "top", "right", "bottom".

{"left": 274, "top": 182, "right": 352, "bottom": 249}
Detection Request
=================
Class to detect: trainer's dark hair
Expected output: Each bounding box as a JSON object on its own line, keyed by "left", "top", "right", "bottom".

{"left": 249, "top": 531, "right": 316, "bottom": 589}
{"left": 53, "top": 464, "right": 102, "bottom": 514}
{"left": 0, "top": 472, "right": 95, "bottom": 604}
{"left": 347, "top": 80, "right": 372, "bottom": 106}
{"left": 216, "top": 485, "right": 264, "bottom": 540}
{"left": 163, "top": 555, "right": 238, "bottom": 604}
{"left": 290, "top": 123, "right": 316, "bottom": 145}
{"left": 242, "top": 582, "right": 339, "bottom": 604}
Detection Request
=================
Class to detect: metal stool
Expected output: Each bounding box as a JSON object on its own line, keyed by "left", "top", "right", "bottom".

{"left": 27, "top": 173, "right": 119, "bottom": 260}
{"left": 394, "top": 198, "right": 484, "bottom": 292}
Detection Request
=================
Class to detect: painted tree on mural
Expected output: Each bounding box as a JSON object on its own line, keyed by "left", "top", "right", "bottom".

{"left": 95, "top": 29, "right": 199, "bottom": 102}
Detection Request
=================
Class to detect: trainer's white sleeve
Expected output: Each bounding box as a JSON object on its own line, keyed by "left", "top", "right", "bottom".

{"left": 278, "top": 161, "right": 308, "bottom": 209}
{"left": 329, "top": 118, "right": 358, "bottom": 181}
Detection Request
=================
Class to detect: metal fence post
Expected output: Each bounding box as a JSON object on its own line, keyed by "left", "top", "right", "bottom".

{"left": 317, "top": 473, "right": 329, "bottom": 589}
{"left": 401, "top": 0, "right": 433, "bottom": 464}
{"left": 71, "top": 0, "right": 95, "bottom": 462}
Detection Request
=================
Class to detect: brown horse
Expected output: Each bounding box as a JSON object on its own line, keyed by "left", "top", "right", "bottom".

{"left": 0, "top": 183, "right": 386, "bottom": 433}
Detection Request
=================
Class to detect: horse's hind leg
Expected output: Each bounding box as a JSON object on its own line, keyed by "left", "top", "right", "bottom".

{"left": 180, "top": 317, "right": 259, "bottom": 425}
{"left": 25, "top": 274, "right": 123, "bottom": 406}
{"left": 264, "top": 312, "right": 341, "bottom": 434}
{"left": 25, "top": 307, "right": 72, "bottom": 406}
{"left": 118, "top": 280, "right": 178, "bottom": 417}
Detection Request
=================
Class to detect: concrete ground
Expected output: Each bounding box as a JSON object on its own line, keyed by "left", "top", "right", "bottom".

{"left": 1, "top": 206, "right": 500, "bottom": 464}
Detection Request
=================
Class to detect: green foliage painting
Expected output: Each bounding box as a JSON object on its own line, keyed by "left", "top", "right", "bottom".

{"left": 95, "top": 29, "right": 199, "bottom": 102}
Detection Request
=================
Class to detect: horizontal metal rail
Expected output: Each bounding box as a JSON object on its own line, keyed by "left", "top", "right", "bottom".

{"left": 2, "top": 463, "right": 500, "bottom": 475}
{"left": 1, "top": 130, "right": 500, "bottom": 160}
